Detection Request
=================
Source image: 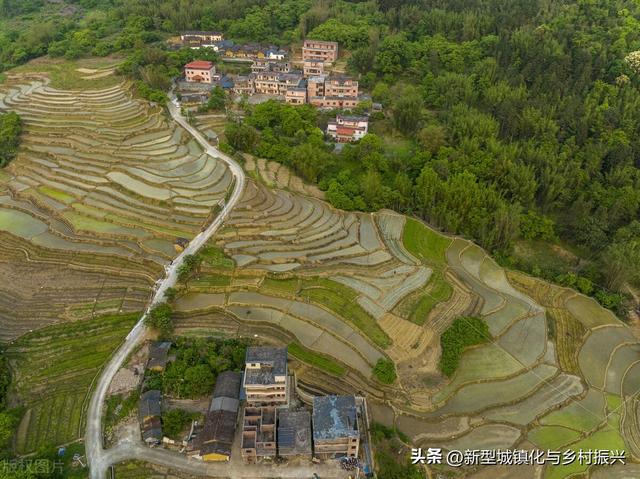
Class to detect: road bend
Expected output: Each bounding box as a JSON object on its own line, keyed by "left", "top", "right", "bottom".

{"left": 85, "top": 98, "right": 246, "bottom": 479}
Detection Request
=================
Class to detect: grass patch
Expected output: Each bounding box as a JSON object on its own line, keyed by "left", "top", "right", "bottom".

{"left": 373, "top": 358, "right": 397, "bottom": 384}
{"left": 403, "top": 218, "right": 451, "bottom": 266}
{"left": 439, "top": 316, "right": 491, "bottom": 377}
{"left": 396, "top": 271, "right": 453, "bottom": 325}
{"left": 288, "top": 342, "right": 345, "bottom": 376}
{"left": 11, "top": 56, "right": 123, "bottom": 90}
{"left": 199, "top": 246, "right": 235, "bottom": 269}
{"left": 6, "top": 313, "right": 139, "bottom": 453}
{"left": 300, "top": 277, "right": 391, "bottom": 348}
{"left": 260, "top": 276, "right": 300, "bottom": 296}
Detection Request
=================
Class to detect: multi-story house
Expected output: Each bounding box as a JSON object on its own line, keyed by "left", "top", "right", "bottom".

{"left": 326, "top": 115, "right": 369, "bottom": 143}
{"left": 184, "top": 61, "right": 216, "bottom": 84}
{"left": 312, "top": 395, "right": 360, "bottom": 459}
{"left": 243, "top": 347, "right": 289, "bottom": 405}
{"left": 306, "top": 75, "right": 326, "bottom": 98}
{"left": 254, "top": 72, "right": 305, "bottom": 97}
{"left": 251, "top": 59, "right": 292, "bottom": 74}
{"left": 325, "top": 76, "right": 358, "bottom": 97}
{"left": 285, "top": 87, "right": 307, "bottom": 105}
{"left": 309, "top": 76, "right": 359, "bottom": 108}
{"left": 302, "top": 39, "right": 339, "bottom": 64}
{"left": 303, "top": 59, "right": 324, "bottom": 77}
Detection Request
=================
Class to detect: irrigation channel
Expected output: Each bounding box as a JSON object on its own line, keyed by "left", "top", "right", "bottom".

{"left": 85, "top": 96, "right": 246, "bottom": 479}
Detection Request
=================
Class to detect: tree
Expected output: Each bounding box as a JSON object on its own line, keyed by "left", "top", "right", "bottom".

{"left": 205, "top": 86, "right": 226, "bottom": 111}
{"left": 145, "top": 303, "right": 173, "bottom": 336}
{"left": 0, "top": 111, "right": 21, "bottom": 167}
{"left": 417, "top": 124, "right": 446, "bottom": 154}
{"left": 177, "top": 254, "right": 202, "bottom": 283}
{"left": 162, "top": 409, "right": 195, "bottom": 439}
{"left": 391, "top": 87, "right": 423, "bottom": 135}
{"left": 439, "top": 316, "right": 490, "bottom": 377}
{"left": 225, "top": 123, "right": 259, "bottom": 152}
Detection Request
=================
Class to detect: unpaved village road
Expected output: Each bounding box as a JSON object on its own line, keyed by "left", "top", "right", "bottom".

{"left": 85, "top": 98, "right": 246, "bottom": 479}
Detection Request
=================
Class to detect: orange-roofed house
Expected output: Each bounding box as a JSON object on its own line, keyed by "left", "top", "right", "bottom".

{"left": 185, "top": 61, "right": 216, "bottom": 84}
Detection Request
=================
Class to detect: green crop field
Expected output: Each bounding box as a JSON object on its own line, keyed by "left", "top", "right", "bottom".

{"left": 403, "top": 218, "right": 451, "bottom": 266}
{"left": 6, "top": 313, "right": 139, "bottom": 453}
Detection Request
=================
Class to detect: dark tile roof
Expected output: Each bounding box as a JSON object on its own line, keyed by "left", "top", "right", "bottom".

{"left": 312, "top": 395, "right": 358, "bottom": 441}
{"left": 141, "top": 416, "right": 162, "bottom": 442}
{"left": 147, "top": 342, "right": 172, "bottom": 370}
{"left": 139, "top": 389, "right": 162, "bottom": 420}
{"left": 198, "top": 409, "right": 238, "bottom": 456}
{"left": 278, "top": 410, "right": 312, "bottom": 456}
{"left": 213, "top": 371, "right": 242, "bottom": 399}
{"left": 244, "top": 347, "right": 287, "bottom": 385}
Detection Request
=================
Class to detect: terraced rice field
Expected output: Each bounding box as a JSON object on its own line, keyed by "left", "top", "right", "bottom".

{"left": 0, "top": 75, "right": 232, "bottom": 337}
{"left": 5, "top": 313, "right": 138, "bottom": 453}
{"left": 242, "top": 154, "right": 325, "bottom": 199}
{"left": 381, "top": 236, "right": 640, "bottom": 478}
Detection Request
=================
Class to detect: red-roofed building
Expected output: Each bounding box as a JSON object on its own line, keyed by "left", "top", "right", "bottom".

{"left": 326, "top": 115, "right": 368, "bottom": 143}
{"left": 185, "top": 61, "right": 216, "bottom": 84}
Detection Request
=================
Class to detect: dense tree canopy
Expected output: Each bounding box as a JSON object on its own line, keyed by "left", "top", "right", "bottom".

{"left": 0, "top": 112, "right": 21, "bottom": 168}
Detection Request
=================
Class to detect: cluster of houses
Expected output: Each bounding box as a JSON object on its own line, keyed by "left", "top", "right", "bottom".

{"left": 184, "top": 39, "right": 359, "bottom": 109}
{"left": 178, "top": 31, "right": 287, "bottom": 60}
{"left": 138, "top": 345, "right": 365, "bottom": 465}
{"left": 179, "top": 35, "right": 370, "bottom": 142}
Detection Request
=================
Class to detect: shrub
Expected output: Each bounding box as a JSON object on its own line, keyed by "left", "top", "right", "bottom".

{"left": 145, "top": 303, "right": 173, "bottom": 336}
{"left": 0, "top": 111, "right": 22, "bottom": 168}
{"left": 439, "top": 316, "right": 490, "bottom": 377}
{"left": 163, "top": 409, "right": 197, "bottom": 439}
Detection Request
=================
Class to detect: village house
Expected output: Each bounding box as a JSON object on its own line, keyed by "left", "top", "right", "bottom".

{"left": 326, "top": 115, "right": 369, "bottom": 143}
{"left": 184, "top": 61, "right": 217, "bottom": 84}
{"left": 251, "top": 59, "right": 292, "bottom": 74}
{"left": 254, "top": 72, "right": 305, "bottom": 97}
{"left": 266, "top": 48, "right": 287, "bottom": 60}
{"left": 147, "top": 341, "right": 172, "bottom": 372}
{"left": 312, "top": 395, "right": 360, "bottom": 459}
{"left": 277, "top": 410, "right": 312, "bottom": 459}
{"left": 180, "top": 31, "right": 224, "bottom": 43}
{"left": 302, "top": 39, "right": 339, "bottom": 64}
{"left": 139, "top": 389, "right": 163, "bottom": 445}
{"left": 231, "top": 75, "right": 255, "bottom": 96}
{"left": 196, "top": 371, "right": 242, "bottom": 461}
{"left": 309, "top": 76, "right": 359, "bottom": 108}
{"left": 285, "top": 87, "right": 307, "bottom": 105}
{"left": 303, "top": 59, "right": 324, "bottom": 77}
{"left": 243, "top": 347, "right": 289, "bottom": 405}
{"left": 241, "top": 405, "right": 277, "bottom": 463}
